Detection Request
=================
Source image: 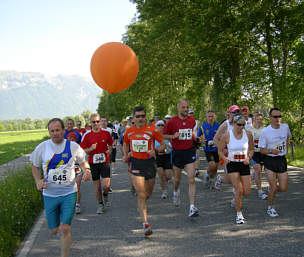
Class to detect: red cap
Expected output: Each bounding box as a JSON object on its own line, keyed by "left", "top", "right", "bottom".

{"left": 241, "top": 106, "right": 249, "bottom": 111}
{"left": 67, "top": 132, "right": 77, "bottom": 140}
{"left": 228, "top": 105, "right": 240, "bottom": 112}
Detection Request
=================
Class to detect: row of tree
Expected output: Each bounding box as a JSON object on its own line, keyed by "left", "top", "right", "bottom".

{"left": 97, "top": 0, "right": 304, "bottom": 143}
{"left": 0, "top": 110, "right": 93, "bottom": 132}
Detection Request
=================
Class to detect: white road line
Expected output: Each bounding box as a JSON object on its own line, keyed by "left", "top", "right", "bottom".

{"left": 182, "top": 170, "right": 203, "bottom": 182}
{"left": 16, "top": 211, "right": 45, "bottom": 257}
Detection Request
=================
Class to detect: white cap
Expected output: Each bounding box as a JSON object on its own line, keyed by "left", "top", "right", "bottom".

{"left": 164, "top": 114, "right": 171, "bottom": 119}
{"left": 155, "top": 120, "right": 165, "bottom": 126}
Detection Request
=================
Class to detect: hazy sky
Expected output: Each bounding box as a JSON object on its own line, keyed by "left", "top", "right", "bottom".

{"left": 0, "top": 0, "right": 137, "bottom": 77}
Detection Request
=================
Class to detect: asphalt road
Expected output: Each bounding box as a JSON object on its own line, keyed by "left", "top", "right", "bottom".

{"left": 17, "top": 150, "right": 304, "bottom": 257}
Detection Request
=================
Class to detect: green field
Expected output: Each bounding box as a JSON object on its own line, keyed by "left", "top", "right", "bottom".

{"left": 0, "top": 129, "right": 49, "bottom": 165}
{"left": 287, "top": 144, "right": 304, "bottom": 168}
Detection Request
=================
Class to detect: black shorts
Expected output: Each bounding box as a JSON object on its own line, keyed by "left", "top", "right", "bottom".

{"left": 263, "top": 155, "right": 287, "bottom": 173}
{"left": 156, "top": 154, "right": 172, "bottom": 169}
{"left": 89, "top": 163, "right": 111, "bottom": 181}
{"left": 130, "top": 157, "right": 157, "bottom": 180}
{"left": 110, "top": 148, "right": 117, "bottom": 162}
{"left": 227, "top": 161, "right": 250, "bottom": 176}
{"left": 204, "top": 151, "right": 219, "bottom": 163}
{"left": 172, "top": 147, "right": 196, "bottom": 169}
{"left": 252, "top": 152, "right": 264, "bottom": 165}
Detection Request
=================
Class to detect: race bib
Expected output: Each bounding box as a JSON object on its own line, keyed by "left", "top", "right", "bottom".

{"left": 254, "top": 139, "right": 259, "bottom": 151}
{"left": 273, "top": 141, "right": 286, "bottom": 153}
{"left": 178, "top": 129, "right": 192, "bottom": 140}
{"left": 232, "top": 151, "right": 246, "bottom": 162}
{"left": 93, "top": 153, "right": 106, "bottom": 164}
{"left": 208, "top": 140, "right": 215, "bottom": 147}
{"left": 132, "top": 140, "right": 149, "bottom": 152}
{"left": 48, "top": 166, "right": 73, "bottom": 185}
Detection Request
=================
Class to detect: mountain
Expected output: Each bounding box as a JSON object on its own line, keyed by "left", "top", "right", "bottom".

{"left": 0, "top": 71, "right": 102, "bottom": 120}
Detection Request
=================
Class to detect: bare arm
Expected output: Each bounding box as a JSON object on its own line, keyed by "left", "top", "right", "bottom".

{"left": 79, "top": 161, "right": 92, "bottom": 181}
{"left": 83, "top": 143, "right": 97, "bottom": 155}
{"left": 217, "top": 131, "right": 229, "bottom": 163}
{"left": 122, "top": 142, "right": 130, "bottom": 162}
{"left": 214, "top": 122, "right": 227, "bottom": 147}
{"left": 245, "top": 131, "right": 254, "bottom": 165}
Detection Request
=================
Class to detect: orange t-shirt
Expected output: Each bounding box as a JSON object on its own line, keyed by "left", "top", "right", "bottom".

{"left": 123, "top": 124, "right": 163, "bottom": 159}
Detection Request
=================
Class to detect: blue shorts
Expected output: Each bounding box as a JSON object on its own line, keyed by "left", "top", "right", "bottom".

{"left": 43, "top": 192, "right": 77, "bottom": 229}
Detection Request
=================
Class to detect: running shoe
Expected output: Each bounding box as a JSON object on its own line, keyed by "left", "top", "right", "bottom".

{"left": 131, "top": 186, "right": 136, "bottom": 196}
{"left": 195, "top": 169, "right": 200, "bottom": 177}
{"left": 173, "top": 190, "right": 180, "bottom": 206}
{"left": 189, "top": 206, "right": 199, "bottom": 217}
{"left": 231, "top": 197, "right": 235, "bottom": 208}
{"left": 258, "top": 191, "right": 268, "bottom": 200}
{"left": 75, "top": 205, "right": 81, "bottom": 214}
{"left": 108, "top": 187, "right": 113, "bottom": 194}
{"left": 143, "top": 223, "right": 153, "bottom": 236}
{"left": 104, "top": 195, "right": 110, "bottom": 207}
{"left": 236, "top": 215, "right": 245, "bottom": 224}
{"left": 267, "top": 207, "right": 279, "bottom": 217}
{"left": 215, "top": 175, "right": 222, "bottom": 191}
{"left": 161, "top": 190, "right": 168, "bottom": 199}
{"left": 96, "top": 204, "right": 105, "bottom": 214}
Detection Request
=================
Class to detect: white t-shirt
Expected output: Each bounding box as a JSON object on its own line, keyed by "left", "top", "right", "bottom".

{"left": 245, "top": 117, "right": 253, "bottom": 130}
{"left": 258, "top": 123, "right": 291, "bottom": 156}
{"left": 30, "top": 139, "right": 86, "bottom": 197}
{"left": 247, "top": 126, "right": 264, "bottom": 152}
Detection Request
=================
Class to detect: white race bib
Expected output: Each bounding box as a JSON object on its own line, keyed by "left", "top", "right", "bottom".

{"left": 178, "top": 129, "right": 192, "bottom": 140}
{"left": 273, "top": 141, "right": 286, "bottom": 153}
{"left": 254, "top": 139, "right": 259, "bottom": 151}
{"left": 231, "top": 151, "right": 246, "bottom": 162}
{"left": 132, "top": 140, "right": 149, "bottom": 152}
{"left": 93, "top": 153, "right": 106, "bottom": 164}
{"left": 48, "top": 166, "right": 73, "bottom": 185}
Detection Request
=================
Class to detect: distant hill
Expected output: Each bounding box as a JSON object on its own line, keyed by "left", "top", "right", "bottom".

{"left": 0, "top": 71, "right": 101, "bottom": 120}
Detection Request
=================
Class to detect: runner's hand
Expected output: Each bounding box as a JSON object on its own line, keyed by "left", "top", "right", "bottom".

{"left": 36, "top": 178, "right": 47, "bottom": 191}
{"left": 83, "top": 172, "right": 91, "bottom": 182}
{"left": 90, "top": 143, "right": 97, "bottom": 151}
{"left": 243, "top": 157, "right": 250, "bottom": 165}
{"left": 123, "top": 155, "right": 129, "bottom": 163}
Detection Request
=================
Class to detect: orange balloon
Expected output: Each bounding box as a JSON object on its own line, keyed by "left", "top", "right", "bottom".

{"left": 90, "top": 42, "right": 139, "bottom": 94}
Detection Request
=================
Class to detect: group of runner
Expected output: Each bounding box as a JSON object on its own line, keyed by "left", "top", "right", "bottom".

{"left": 31, "top": 100, "right": 291, "bottom": 256}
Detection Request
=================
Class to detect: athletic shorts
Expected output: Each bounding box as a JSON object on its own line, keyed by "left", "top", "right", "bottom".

{"left": 204, "top": 151, "right": 219, "bottom": 163}
{"left": 110, "top": 148, "right": 117, "bottom": 163}
{"left": 263, "top": 155, "right": 287, "bottom": 173}
{"left": 43, "top": 192, "right": 77, "bottom": 229}
{"left": 227, "top": 161, "right": 250, "bottom": 176}
{"left": 156, "top": 154, "right": 172, "bottom": 169}
{"left": 250, "top": 152, "right": 264, "bottom": 166}
{"left": 89, "top": 163, "right": 111, "bottom": 180}
{"left": 172, "top": 147, "right": 196, "bottom": 169}
{"left": 130, "top": 157, "right": 157, "bottom": 180}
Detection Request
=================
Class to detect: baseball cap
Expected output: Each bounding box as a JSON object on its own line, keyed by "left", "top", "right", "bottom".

{"left": 164, "top": 114, "right": 171, "bottom": 119}
{"left": 154, "top": 113, "right": 160, "bottom": 117}
{"left": 67, "top": 132, "right": 77, "bottom": 140}
{"left": 241, "top": 106, "right": 249, "bottom": 111}
{"left": 155, "top": 120, "right": 165, "bottom": 126}
{"left": 228, "top": 105, "right": 240, "bottom": 113}
{"left": 188, "top": 109, "right": 194, "bottom": 114}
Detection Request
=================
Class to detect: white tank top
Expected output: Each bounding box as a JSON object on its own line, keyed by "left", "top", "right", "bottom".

{"left": 227, "top": 130, "right": 248, "bottom": 162}
{"left": 225, "top": 120, "right": 234, "bottom": 131}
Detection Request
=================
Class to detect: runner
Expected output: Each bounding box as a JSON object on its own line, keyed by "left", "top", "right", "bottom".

{"left": 31, "top": 118, "right": 91, "bottom": 257}
{"left": 241, "top": 106, "right": 253, "bottom": 129}
{"left": 75, "top": 120, "right": 86, "bottom": 136}
{"left": 247, "top": 114, "right": 268, "bottom": 200}
{"left": 258, "top": 108, "right": 291, "bottom": 217}
{"left": 123, "top": 106, "right": 165, "bottom": 236}
{"left": 66, "top": 132, "right": 83, "bottom": 214}
{"left": 80, "top": 113, "right": 113, "bottom": 213}
{"left": 155, "top": 119, "right": 173, "bottom": 199}
{"left": 197, "top": 110, "right": 220, "bottom": 189}
{"left": 162, "top": 100, "right": 200, "bottom": 217}
{"left": 218, "top": 115, "right": 254, "bottom": 224}
{"left": 63, "top": 119, "right": 82, "bottom": 144}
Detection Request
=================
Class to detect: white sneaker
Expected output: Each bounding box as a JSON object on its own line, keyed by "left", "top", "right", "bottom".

{"left": 231, "top": 198, "right": 235, "bottom": 208}
{"left": 189, "top": 206, "right": 199, "bottom": 217}
{"left": 267, "top": 207, "right": 279, "bottom": 217}
{"left": 96, "top": 204, "right": 105, "bottom": 214}
{"left": 258, "top": 191, "right": 268, "bottom": 200}
{"left": 173, "top": 190, "right": 180, "bottom": 206}
{"left": 236, "top": 214, "right": 245, "bottom": 224}
{"left": 161, "top": 190, "right": 168, "bottom": 199}
{"left": 104, "top": 195, "right": 111, "bottom": 207}
{"left": 215, "top": 175, "right": 222, "bottom": 191}
{"left": 75, "top": 205, "right": 81, "bottom": 214}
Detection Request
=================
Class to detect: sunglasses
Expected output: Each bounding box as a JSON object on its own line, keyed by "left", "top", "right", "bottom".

{"left": 157, "top": 124, "right": 164, "bottom": 127}
{"left": 231, "top": 110, "right": 240, "bottom": 114}
{"left": 272, "top": 115, "right": 282, "bottom": 119}
{"left": 236, "top": 123, "right": 245, "bottom": 127}
{"left": 135, "top": 114, "right": 146, "bottom": 118}
{"left": 91, "top": 120, "right": 100, "bottom": 124}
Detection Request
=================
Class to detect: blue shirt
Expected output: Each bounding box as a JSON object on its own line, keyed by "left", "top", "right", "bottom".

{"left": 64, "top": 129, "right": 82, "bottom": 144}
{"left": 197, "top": 122, "right": 220, "bottom": 152}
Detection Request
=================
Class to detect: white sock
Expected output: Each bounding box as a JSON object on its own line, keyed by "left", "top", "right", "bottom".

{"left": 190, "top": 204, "right": 195, "bottom": 209}
{"left": 173, "top": 191, "right": 178, "bottom": 197}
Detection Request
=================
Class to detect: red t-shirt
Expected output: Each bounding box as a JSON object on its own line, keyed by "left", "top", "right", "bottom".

{"left": 75, "top": 128, "right": 86, "bottom": 136}
{"left": 163, "top": 115, "right": 195, "bottom": 150}
{"left": 80, "top": 129, "right": 113, "bottom": 163}
{"left": 124, "top": 124, "right": 163, "bottom": 159}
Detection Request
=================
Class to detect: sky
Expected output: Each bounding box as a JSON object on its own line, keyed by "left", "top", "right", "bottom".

{"left": 0, "top": 0, "right": 137, "bottom": 78}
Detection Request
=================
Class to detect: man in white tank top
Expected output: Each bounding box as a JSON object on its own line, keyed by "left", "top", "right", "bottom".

{"left": 218, "top": 115, "right": 254, "bottom": 224}
{"left": 258, "top": 108, "right": 291, "bottom": 217}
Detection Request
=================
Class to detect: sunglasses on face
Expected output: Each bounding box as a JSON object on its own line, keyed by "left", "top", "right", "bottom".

{"left": 272, "top": 115, "right": 282, "bottom": 119}
{"left": 135, "top": 114, "right": 146, "bottom": 118}
{"left": 231, "top": 110, "right": 240, "bottom": 114}
{"left": 236, "top": 123, "right": 245, "bottom": 127}
{"left": 91, "top": 120, "right": 100, "bottom": 124}
{"left": 157, "top": 124, "right": 164, "bottom": 127}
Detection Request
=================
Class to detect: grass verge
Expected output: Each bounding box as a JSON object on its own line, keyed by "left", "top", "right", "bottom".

{"left": 0, "top": 166, "right": 43, "bottom": 257}
{"left": 0, "top": 130, "right": 49, "bottom": 165}
{"left": 287, "top": 144, "right": 304, "bottom": 168}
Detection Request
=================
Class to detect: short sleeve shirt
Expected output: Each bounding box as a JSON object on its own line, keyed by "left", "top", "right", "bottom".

{"left": 163, "top": 115, "right": 195, "bottom": 150}
{"left": 124, "top": 124, "right": 163, "bottom": 159}
{"left": 258, "top": 123, "right": 291, "bottom": 156}
{"left": 197, "top": 122, "right": 220, "bottom": 152}
{"left": 80, "top": 130, "right": 113, "bottom": 163}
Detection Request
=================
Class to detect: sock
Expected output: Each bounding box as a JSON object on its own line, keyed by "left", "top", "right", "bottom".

{"left": 237, "top": 211, "right": 243, "bottom": 217}
{"left": 76, "top": 203, "right": 80, "bottom": 207}
{"left": 190, "top": 204, "right": 195, "bottom": 209}
{"left": 173, "top": 191, "right": 178, "bottom": 197}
